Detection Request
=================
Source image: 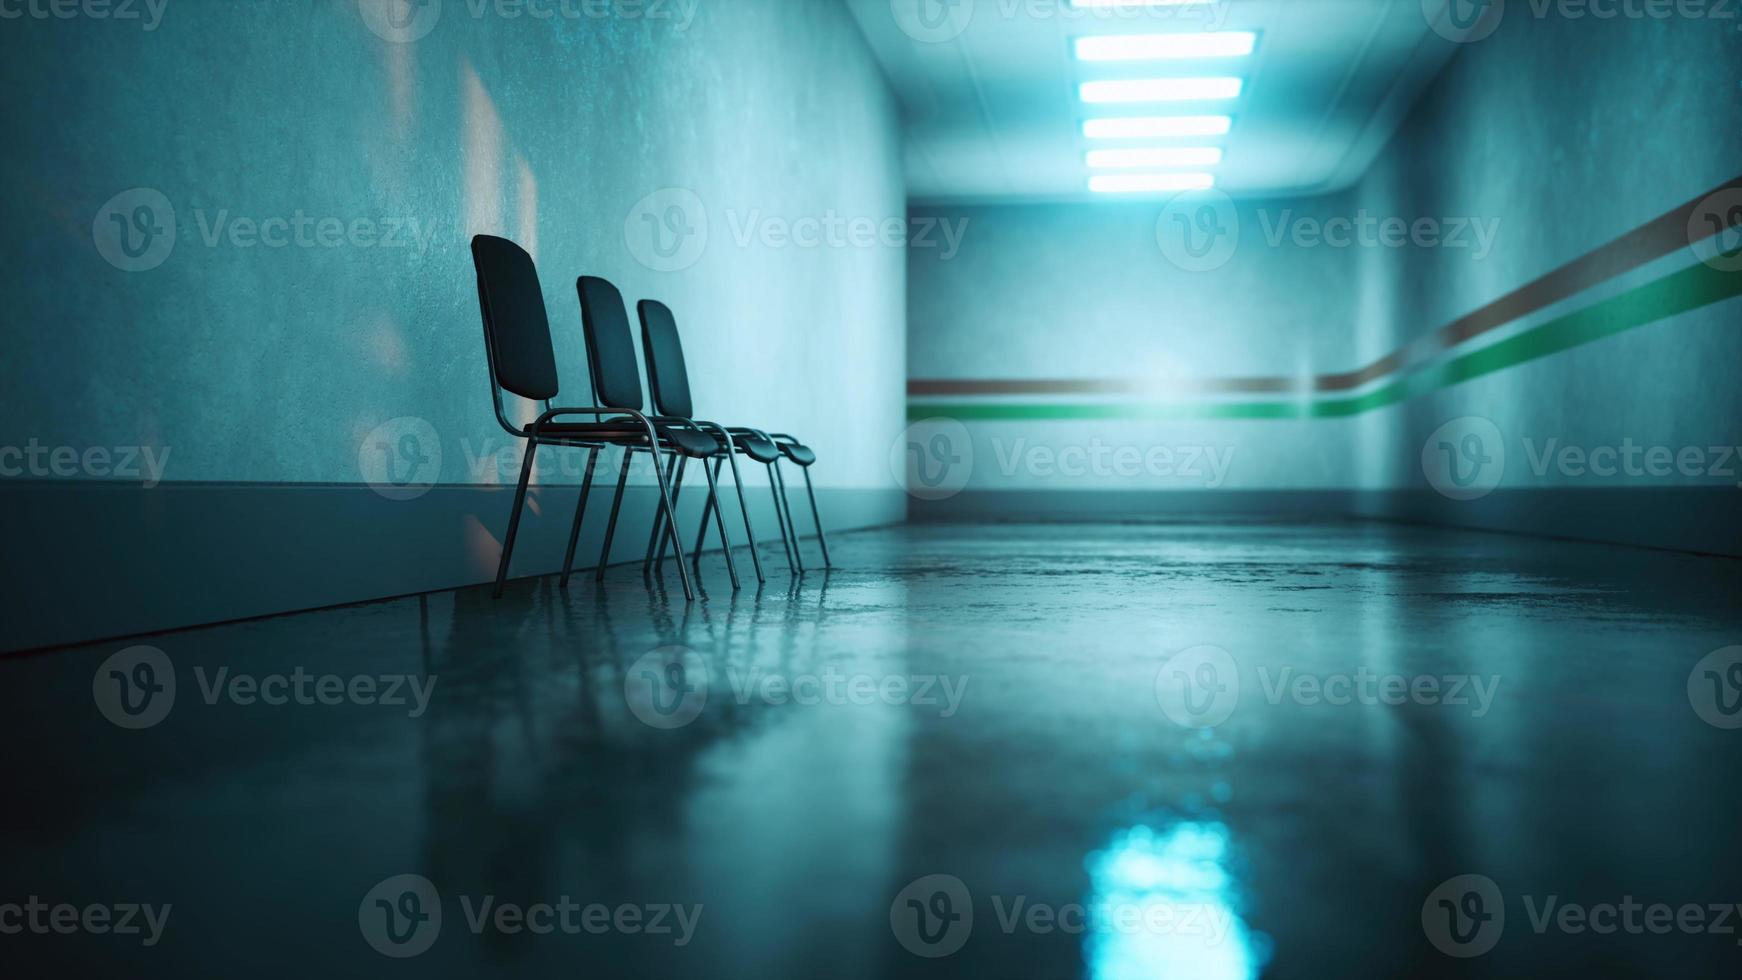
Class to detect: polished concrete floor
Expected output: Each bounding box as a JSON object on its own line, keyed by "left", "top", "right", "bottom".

{"left": 4, "top": 521, "right": 1740, "bottom": 978}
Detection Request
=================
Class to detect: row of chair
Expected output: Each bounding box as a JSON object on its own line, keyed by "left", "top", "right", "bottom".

{"left": 471, "top": 234, "right": 830, "bottom": 602}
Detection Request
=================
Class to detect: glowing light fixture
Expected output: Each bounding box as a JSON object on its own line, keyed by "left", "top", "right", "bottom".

{"left": 1087, "top": 146, "right": 1223, "bottom": 168}
{"left": 1082, "top": 115, "right": 1232, "bottom": 139}
{"left": 1089, "top": 172, "right": 1216, "bottom": 193}
{"left": 1075, "top": 32, "right": 1257, "bottom": 62}
{"left": 1080, "top": 77, "right": 1243, "bottom": 104}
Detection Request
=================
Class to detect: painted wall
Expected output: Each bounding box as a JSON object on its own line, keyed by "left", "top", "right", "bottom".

{"left": 905, "top": 11, "right": 1742, "bottom": 548}
{"left": 0, "top": 0, "right": 904, "bottom": 491}
{"left": 905, "top": 196, "right": 1365, "bottom": 502}
{"left": 1350, "top": 7, "right": 1742, "bottom": 510}
{"left": 0, "top": 0, "right": 907, "bottom": 651}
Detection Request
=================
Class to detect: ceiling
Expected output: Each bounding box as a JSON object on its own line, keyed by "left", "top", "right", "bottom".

{"left": 847, "top": 0, "right": 1464, "bottom": 203}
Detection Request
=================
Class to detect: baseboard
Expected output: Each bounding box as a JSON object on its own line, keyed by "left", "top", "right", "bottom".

{"left": 908, "top": 489, "right": 1359, "bottom": 522}
{"left": 1349, "top": 487, "right": 1742, "bottom": 558}
{"left": 910, "top": 487, "right": 1742, "bottom": 557}
{"left": 0, "top": 481, "right": 905, "bottom": 654}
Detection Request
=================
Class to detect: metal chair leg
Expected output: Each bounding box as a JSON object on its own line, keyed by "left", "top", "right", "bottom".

{"left": 720, "top": 452, "right": 766, "bottom": 584}
{"left": 800, "top": 465, "right": 831, "bottom": 569}
{"left": 643, "top": 437, "right": 695, "bottom": 601}
{"left": 559, "top": 448, "right": 600, "bottom": 589}
{"left": 595, "top": 447, "right": 633, "bottom": 582}
{"left": 654, "top": 456, "right": 691, "bottom": 576}
{"left": 493, "top": 441, "right": 539, "bottom": 598}
{"left": 698, "top": 460, "right": 740, "bottom": 590}
{"left": 768, "top": 462, "right": 797, "bottom": 573}
{"left": 645, "top": 453, "right": 684, "bottom": 572}
{"left": 774, "top": 462, "right": 805, "bottom": 573}
{"left": 694, "top": 462, "right": 718, "bottom": 554}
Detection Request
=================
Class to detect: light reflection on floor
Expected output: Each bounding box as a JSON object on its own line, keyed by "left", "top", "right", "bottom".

{"left": 1085, "top": 820, "right": 1270, "bottom": 980}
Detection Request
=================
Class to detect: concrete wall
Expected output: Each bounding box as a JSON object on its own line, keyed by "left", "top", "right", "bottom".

{"left": 1349, "top": 5, "right": 1742, "bottom": 541}
{"left": 905, "top": 11, "right": 1742, "bottom": 550}
{"left": 0, "top": 0, "right": 907, "bottom": 651}
{"left": 905, "top": 196, "right": 1364, "bottom": 507}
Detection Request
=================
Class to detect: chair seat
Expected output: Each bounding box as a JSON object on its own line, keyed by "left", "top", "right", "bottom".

{"left": 528, "top": 420, "right": 722, "bottom": 459}
{"left": 732, "top": 432, "right": 782, "bottom": 464}
{"left": 778, "top": 442, "right": 816, "bottom": 466}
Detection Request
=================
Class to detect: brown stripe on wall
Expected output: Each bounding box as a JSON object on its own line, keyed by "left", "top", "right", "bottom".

{"left": 1315, "top": 175, "right": 1742, "bottom": 390}
{"left": 910, "top": 176, "right": 1742, "bottom": 399}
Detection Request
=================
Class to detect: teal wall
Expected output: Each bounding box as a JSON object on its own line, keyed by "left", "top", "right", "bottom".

{"left": 906, "top": 197, "right": 1365, "bottom": 492}
{"left": 1351, "top": 8, "right": 1742, "bottom": 496}
{"left": 0, "top": 0, "right": 906, "bottom": 491}
{"left": 905, "top": 10, "right": 1742, "bottom": 536}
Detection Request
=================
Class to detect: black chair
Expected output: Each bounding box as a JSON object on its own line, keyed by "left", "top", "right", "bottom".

{"left": 636, "top": 299, "right": 831, "bottom": 574}
{"left": 471, "top": 235, "right": 713, "bottom": 601}
{"left": 575, "top": 276, "right": 742, "bottom": 592}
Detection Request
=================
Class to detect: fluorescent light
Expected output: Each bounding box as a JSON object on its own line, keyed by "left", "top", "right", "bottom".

{"left": 1080, "top": 77, "right": 1243, "bottom": 104}
{"left": 1075, "top": 32, "right": 1257, "bottom": 62}
{"left": 1083, "top": 115, "right": 1232, "bottom": 139}
{"left": 1087, "top": 146, "right": 1223, "bottom": 169}
{"left": 1089, "top": 173, "right": 1216, "bottom": 193}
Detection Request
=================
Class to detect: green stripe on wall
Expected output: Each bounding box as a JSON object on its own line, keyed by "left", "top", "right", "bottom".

{"left": 908, "top": 256, "right": 1742, "bottom": 423}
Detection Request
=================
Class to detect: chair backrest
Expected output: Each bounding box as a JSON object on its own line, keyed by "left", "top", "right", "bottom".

{"left": 576, "top": 276, "right": 644, "bottom": 412}
{"left": 636, "top": 299, "right": 694, "bottom": 419}
{"left": 471, "top": 235, "right": 560, "bottom": 402}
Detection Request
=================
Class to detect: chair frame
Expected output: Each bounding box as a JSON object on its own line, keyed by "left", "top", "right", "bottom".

{"left": 473, "top": 238, "right": 699, "bottom": 601}
{"left": 632, "top": 299, "right": 832, "bottom": 577}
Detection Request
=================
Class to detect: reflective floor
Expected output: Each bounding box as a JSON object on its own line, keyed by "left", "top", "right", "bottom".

{"left": 5, "top": 521, "right": 1741, "bottom": 978}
